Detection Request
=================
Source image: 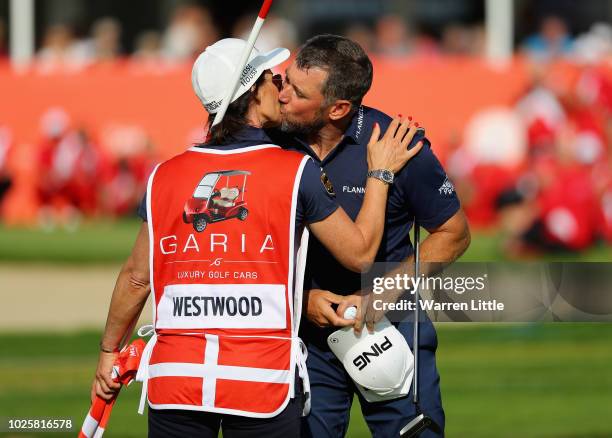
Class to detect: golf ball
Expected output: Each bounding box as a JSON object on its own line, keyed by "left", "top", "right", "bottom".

{"left": 343, "top": 306, "right": 358, "bottom": 320}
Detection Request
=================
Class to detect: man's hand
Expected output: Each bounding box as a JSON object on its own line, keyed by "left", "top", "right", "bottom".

{"left": 305, "top": 289, "right": 355, "bottom": 328}
{"left": 362, "top": 292, "right": 388, "bottom": 334}
{"left": 335, "top": 293, "right": 365, "bottom": 333}
{"left": 91, "top": 351, "right": 121, "bottom": 403}
{"left": 336, "top": 292, "right": 388, "bottom": 335}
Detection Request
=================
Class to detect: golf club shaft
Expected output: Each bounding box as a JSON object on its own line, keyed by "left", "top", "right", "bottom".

{"left": 402, "top": 222, "right": 443, "bottom": 436}
{"left": 412, "top": 221, "right": 420, "bottom": 405}
{"left": 211, "top": 0, "right": 274, "bottom": 127}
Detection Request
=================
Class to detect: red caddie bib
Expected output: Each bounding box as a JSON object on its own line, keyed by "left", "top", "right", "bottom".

{"left": 138, "top": 144, "right": 311, "bottom": 418}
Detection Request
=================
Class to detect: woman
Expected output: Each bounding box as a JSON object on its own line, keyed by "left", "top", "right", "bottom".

{"left": 91, "top": 38, "right": 422, "bottom": 438}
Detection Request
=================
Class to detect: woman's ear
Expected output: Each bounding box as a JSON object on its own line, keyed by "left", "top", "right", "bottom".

{"left": 251, "top": 84, "right": 262, "bottom": 104}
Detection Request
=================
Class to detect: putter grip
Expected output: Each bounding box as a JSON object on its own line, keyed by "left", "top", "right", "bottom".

{"left": 258, "top": 0, "right": 274, "bottom": 18}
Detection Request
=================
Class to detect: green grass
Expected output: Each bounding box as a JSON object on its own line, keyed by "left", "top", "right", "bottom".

{"left": 0, "top": 220, "right": 610, "bottom": 263}
{"left": 0, "top": 221, "right": 610, "bottom": 436}
{"left": 1, "top": 325, "right": 611, "bottom": 438}
{"left": 433, "top": 324, "right": 612, "bottom": 438}
{"left": 0, "top": 220, "right": 140, "bottom": 264}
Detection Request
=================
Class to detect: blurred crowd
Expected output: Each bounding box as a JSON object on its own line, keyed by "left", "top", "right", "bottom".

{"left": 0, "top": 7, "right": 611, "bottom": 256}
{"left": 0, "top": 5, "right": 608, "bottom": 68}
{"left": 11, "top": 4, "right": 298, "bottom": 73}
{"left": 0, "top": 7, "right": 609, "bottom": 68}
{"left": 445, "top": 60, "right": 612, "bottom": 256}
{"left": 0, "top": 108, "right": 157, "bottom": 230}
{"left": 30, "top": 5, "right": 218, "bottom": 73}
{"left": 0, "top": 7, "right": 487, "bottom": 67}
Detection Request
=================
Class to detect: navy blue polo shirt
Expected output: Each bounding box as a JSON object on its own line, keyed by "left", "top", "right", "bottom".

{"left": 269, "top": 105, "right": 461, "bottom": 295}
{"left": 137, "top": 127, "right": 338, "bottom": 226}
{"left": 269, "top": 106, "right": 460, "bottom": 351}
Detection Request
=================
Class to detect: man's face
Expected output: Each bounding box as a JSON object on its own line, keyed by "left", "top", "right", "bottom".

{"left": 279, "top": 62, "right": 329, "bottom": 136}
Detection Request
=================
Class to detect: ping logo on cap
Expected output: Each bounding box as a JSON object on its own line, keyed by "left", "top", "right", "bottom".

{"left": 352, "top": 336, "right": 393, "bottom": 370}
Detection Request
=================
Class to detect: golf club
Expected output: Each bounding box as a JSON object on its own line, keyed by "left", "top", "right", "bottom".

{"left": 399, "top": 221, "right": 441, "bottom": 437}
{"left": 211, "top": 0, "right": 274, "bottom": 127}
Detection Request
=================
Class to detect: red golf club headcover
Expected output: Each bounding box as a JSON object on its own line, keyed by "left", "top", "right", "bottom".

{"left": 78, "top": 339, "right": 146, "bottom": 438}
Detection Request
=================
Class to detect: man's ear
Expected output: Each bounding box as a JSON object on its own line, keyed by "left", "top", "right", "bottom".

{"left": 328, "top": 100, "right": 352, "bottom": 121}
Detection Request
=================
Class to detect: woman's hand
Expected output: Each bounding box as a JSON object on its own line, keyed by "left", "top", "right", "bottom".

{"left": 91, "top": 351, "right": 121, "bottom": 403}
{"left": 367, "top": 117, "right": 423, "bottom": 174}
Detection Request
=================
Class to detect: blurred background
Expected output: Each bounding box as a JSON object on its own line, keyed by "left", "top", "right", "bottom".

{"left": 0, "top": 1, "right": 610, "bottom": 437}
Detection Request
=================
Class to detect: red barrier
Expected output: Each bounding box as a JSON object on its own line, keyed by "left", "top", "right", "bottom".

{"left": 0, "top": 63, "right": 205, "bottom": 158}
{"left": 366, "top": 56, "right": 532, "bottom": 158}
{"left": 0, "top": 57, "right": 537, "bottom": 159}
{"left": 0, "top": 57, "right": 593, "bottom": 225}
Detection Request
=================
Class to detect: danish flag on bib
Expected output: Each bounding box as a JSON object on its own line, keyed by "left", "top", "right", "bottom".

{"left": 138, "top": 144, "right": 310, "bottom": 418}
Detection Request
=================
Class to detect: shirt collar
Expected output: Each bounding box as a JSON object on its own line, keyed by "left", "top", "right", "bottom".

{"left": 286, "top": 105, "right": 366, "bottom": 150}
{"left": 230, "top": 126, "right": 275, "bottom": 144}
{"left": 229, "top": 106, "right": 366, "bottom": 146}
{"left": 343, "top": 105, "right": 366, "bottom": 144}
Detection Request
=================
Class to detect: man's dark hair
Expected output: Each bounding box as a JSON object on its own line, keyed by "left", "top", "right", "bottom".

{"left": 296, "top": 34, "right": 373, "bottom": 114}
{"left": 204, "top": 73, "right": 266, "bottom": 145}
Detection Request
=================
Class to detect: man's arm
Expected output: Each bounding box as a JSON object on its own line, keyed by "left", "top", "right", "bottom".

{"left": 309, "top": 118, "right": 422, "bottom": 272}
{"left": 91, "top": 223, "right": 151, "bottom": 401}
{"left": 309, "top": 209, "right": 470, "bottom": 331}
{"left": 347, "top": 209, "right": 470, "bottom": 333}
{"left": 410, "top": 208, "right": 470, "bottom": 268}
{"left": 306, "top": 112, "right": 471, "bottom": 330}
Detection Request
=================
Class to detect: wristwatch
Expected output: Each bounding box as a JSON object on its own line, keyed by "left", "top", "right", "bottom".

{"left": 367, "top": 169, "right": 394, "bottom": 185}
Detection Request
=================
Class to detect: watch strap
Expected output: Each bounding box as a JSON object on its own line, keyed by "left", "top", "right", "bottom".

{"left": 367, "top": 169, "right": 394, "bottom": 184}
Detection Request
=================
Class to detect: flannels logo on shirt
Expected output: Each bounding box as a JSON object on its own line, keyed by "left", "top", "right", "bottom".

{"left": 343, "top": 185, "right": 365, "bottom": 194}
{"left": 355, "top": 106, "right": 364, "bottom": 140}
{"left": 438, "top": 177, "right": 455, "bottom": 195}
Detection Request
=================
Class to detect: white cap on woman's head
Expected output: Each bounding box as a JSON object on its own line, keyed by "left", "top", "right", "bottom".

{"left": 192, "top": 38, "right": 290, "bottom": 114}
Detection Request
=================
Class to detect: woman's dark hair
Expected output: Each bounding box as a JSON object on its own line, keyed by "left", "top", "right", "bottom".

{"left": 204, "top": 73, "right": 267, "bottom": 145}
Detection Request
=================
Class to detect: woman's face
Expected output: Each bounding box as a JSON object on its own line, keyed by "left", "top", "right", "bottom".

{"left": 254, "top": 70, "right": 284, "bottom": 128}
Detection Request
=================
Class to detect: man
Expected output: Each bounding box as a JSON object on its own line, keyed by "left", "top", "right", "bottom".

{"left": 274, "top": 35, "right": 471, "bottom": 437}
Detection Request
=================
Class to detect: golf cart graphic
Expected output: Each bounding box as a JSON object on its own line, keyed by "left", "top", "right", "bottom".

{"left": 183, "top": 170, "right": 250, "bottom": 232}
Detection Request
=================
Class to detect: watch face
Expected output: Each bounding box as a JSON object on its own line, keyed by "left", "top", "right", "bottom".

{"left": 381, "top": 170, "right": 394, "bottom": 183}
